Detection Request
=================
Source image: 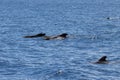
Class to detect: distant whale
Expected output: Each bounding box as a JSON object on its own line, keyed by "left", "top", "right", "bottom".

{"left": 107, "top": 17, "right": 110, "bottom": 20}
{"left": 43, "top": 33, "right": 68, "bottom": 40}
{"left": 94, "top": 56, "right": 109, "bottom": 64}
{"left": 107, "top": 17, "right": 120, "bottom": 20}
{"left": 24, "top": 33, "right": 45, "bottom": 38}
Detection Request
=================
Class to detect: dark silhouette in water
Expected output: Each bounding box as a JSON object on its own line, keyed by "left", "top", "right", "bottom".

{"left": 107, "top": 17, "right": 110, "bottom": 20}
{"left": 24, "top": 33, "right": 68, "bottom": 40}
{"left": 95, "top": 56, "right": 109, "bottom": 64}
{"left": 24, "top": 33, "right": 46, "bottom": 38}
{"left": 43, "top": 33, "right": 68, "bottom": 40}
{"left": 106, "top": 17, "right": 120, "bottom": 20}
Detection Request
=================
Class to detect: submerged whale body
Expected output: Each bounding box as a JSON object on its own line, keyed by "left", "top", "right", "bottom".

{"left": 95, "top": 56, "right": 109, "bottom": 64}
{"left": 24, "top": 33, "right": 46, "bottom": 38}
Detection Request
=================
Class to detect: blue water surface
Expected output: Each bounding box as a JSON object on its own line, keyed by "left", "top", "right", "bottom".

{"left": 0, "top": 0, "right": 120, "bottom": 80}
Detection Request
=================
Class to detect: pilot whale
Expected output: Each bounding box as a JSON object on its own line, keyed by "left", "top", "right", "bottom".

{"left": 24, "top": 33, "right": 46, "bottom": 38}
{"left": 94, "top": 56, "right": 109, "bottom": 64}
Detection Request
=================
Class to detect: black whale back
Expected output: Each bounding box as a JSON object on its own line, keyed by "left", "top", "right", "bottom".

{"left": 24, "top": 33, "right": 45, "bottom": 38}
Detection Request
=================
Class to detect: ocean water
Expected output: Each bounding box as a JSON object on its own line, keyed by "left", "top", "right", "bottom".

{"left": 0, "top": 0, "right": 120, "bottom": 80}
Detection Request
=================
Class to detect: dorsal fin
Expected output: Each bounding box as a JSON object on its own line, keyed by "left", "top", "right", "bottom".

{"left": 59, "top": 33, "right": 68, "bottom": 37}
{"left": 98, "top": 56, "right": 107, "bottom": 62}
{"left": 35, "top": 33, "right": 46, "bottom": 36}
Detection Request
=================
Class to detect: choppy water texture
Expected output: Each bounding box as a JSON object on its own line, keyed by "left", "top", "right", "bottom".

{"left": 0, "top": 0, "right": 120, "bottom": 80}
